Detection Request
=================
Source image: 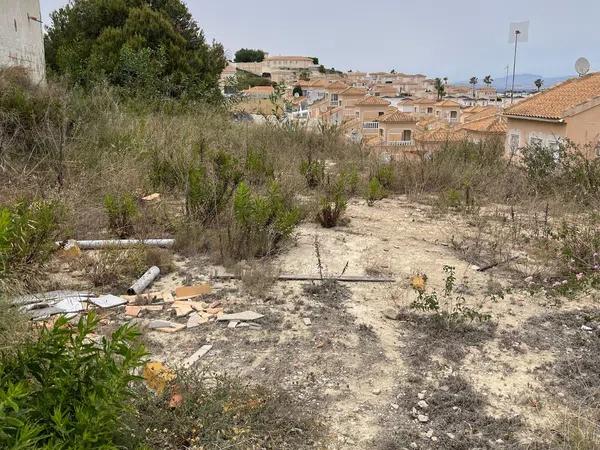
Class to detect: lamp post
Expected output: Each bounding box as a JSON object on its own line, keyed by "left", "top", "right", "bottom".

{"left": 510, "top": 30, "right": 521, "bottom": 104}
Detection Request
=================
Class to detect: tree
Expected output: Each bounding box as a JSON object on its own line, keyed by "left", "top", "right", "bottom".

{"left": 318, "top": 65, "right": 326, "bottom": 74}
{"left": 234, "top": 48, "right": 265, "bottom": 63}
{"left": 45, "top": 0, "right": 226, "bottom": 100}
{"left": 434, "top": 77, "right": 446, "bottom": 100}
{"left": 390, "top": 69, "right": 396, "bottom": 74}
{"left": 469, "top": 76, "right": 479, "bottom": 98}
{"left": 292, "top": 85, "right": 303, "bottom": 97}
{"left": 299, "top": 69, "right": 310, "bottom": 81}
{"left": 311, "top": 57, "right": 319, "bottom": 65}
{"left": 483, "top": 75, "right": 493, "bottom": 87}
{"left": 534, "top": 78, "right": 544, "bottom": 92}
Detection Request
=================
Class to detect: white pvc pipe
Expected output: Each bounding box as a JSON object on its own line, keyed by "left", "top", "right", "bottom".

{"left": 56, "top": 239, "right": 175, "bottom": 249}
{"left": 127, "top": 266, "right": 161, "bottom": 295}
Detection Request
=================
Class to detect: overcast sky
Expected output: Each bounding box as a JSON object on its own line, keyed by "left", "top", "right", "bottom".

{"left": 40, "top": 0, "right": 598, "bottom": 81}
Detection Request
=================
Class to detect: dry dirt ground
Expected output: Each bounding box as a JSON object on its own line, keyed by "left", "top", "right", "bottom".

{"left": 50, "top": 196, "right": 600, "bottom": 449}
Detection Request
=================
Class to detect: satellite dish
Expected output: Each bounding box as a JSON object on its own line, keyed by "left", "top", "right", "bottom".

{"left": 575, "top": 57, "right": 590, "bottom": 77}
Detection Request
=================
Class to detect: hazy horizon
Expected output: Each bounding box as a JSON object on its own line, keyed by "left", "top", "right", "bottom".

{"left": 40, "top": 0, "right": 598, "bottom": 82}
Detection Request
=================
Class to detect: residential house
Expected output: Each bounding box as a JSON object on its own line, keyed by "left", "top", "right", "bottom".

{"left": 460, "top": 114, "right": 507, "bottom": 143}
{"left": 324, "top": 80, "right": 349, "bottom": 107}
{"left": 434, "top": 99, "right": 461, "bottom": 123}
{"left": 338, "top": 86, "right": 367, "bottom": 119}
{"left": 377, "top": 110, "right": 418, "bottom": 147}
{"left": 1, "top": 0, "right": 45, "bottom": 84}
{"left": 412, "top": 98, "right": 437, "bottom": 115}
{"left": 503, "top": 73, "right": 600, "bottom": 158}
{"left": 243, "top": 85, "right": 274, "bottom": 99}
{"left": 354, "top": 96, "right": 391, "bottom": 136}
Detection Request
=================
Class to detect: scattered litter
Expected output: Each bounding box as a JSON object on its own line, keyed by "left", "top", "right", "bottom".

{"left": 187, "top": 313, "right": 209, "bottom": 329}
{"left": 142, "top": 193, "right": 161, "bottom": 202}
{"left": 127, "top": 266, "right": 161, "bottom": 295}
{"left": 228, "top": 320, "right": 239, "bottom": 329}
{"left": 89, "top": 294, "right": 127, "bottom": 309}
{"left": 209, "top": 300, "right": 221, "bottom": 308}
{"left": 581, "top": 325, "right": 593, "bottom": 331}
{"left": 173, "top": 302, "right": 194, "bottom": 318}
{"left": 175, "top": 283, "right": 212, "bottom": 300}
{"left": 56, "top": 240, "right": 82, "bottom": 259}
{"left": 169, "top": 387, "right": 183, "bottom": 408}
{"left": 162, "top": 291, "right": 175, "bottom": 303}
{"left": 217, "top": 311, "right": 264, "bottom": 322}
{"left": 148, "top": 319, "right": 185, "bottom": 333}
{"left": 182, "top": 344, "right": 213, "bottom": 368}
{"left": 55, "top": 297, "right": 85, "bottom": 313}
{"left": 125, "top": 305, "right": 142, "bottom": 317}
{"left": 30, "top": 306, "right": 64, "bottom": 320}
{"left": 11, "top": 290, "right": 94, "bottom": 306}
{"left": 140, "top": 305, "right": 163, "bottom": 312}
{"left": 143, "top": 361, "right": 176, "bottom": 394}
{"left": 417, "top": 400, "right": 428, "bottom": 409}
{"left": 206, "top": 307, "right": 224, "bottom": 316}
{"left": 303, "top": 317, "right": 312, "bottom": 326}
{"left": 213, "top": 274, "right": 395, "bottom": 283}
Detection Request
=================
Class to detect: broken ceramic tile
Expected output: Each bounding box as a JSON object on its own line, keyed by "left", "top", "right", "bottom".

{"left": 182, "top": 344, "right": 213, "bottom": 368}
{"left": 174, "top": 284, "right": 212, "bottom": 300}
{"left": 217, "top": 311, "right": 264, "bottom": 322}
{"left": 89, "top": 294, "right": 127, "bottom": 309}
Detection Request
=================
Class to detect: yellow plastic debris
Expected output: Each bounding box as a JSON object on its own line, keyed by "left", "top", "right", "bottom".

{"left": 410, "top": 273, "right": 427, "bottom": 292}
{"left": 143, "top": 361, "right": 176, "bottom": 394}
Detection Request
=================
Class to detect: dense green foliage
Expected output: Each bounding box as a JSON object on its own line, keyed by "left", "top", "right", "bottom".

{"left": 103, "top": 193, "right": 138, "bottom": 238}
{"left": 234, "top": 48, "right": 265, "bottom": 63}
{"left": 0, "top": 313, "right": 146, "bottom": 449}
{"left": 45, "top": 0, "right": 226, "bottom": 100}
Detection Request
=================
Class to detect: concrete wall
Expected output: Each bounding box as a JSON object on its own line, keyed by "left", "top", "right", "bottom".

{"left": 0, "top": 0, "right": 45, "bottom": 84}
{"left": 505, "top": 118, "right": 566, "bottom": 155}
{"left": 565, "top": 104, "right": 600, "bottom": 157}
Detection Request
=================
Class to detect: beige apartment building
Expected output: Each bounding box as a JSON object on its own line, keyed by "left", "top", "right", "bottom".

{"left": 503, "top": 73, "right": 600, "bottom": 158}
{"left": 434, "top": 99, "right": 461, "bottom": 123}
{"left": 378, "top": 110, "right": 418, "bottom": 146}
{"left": 354, "top": 96, "right": 390, "bottom": 136}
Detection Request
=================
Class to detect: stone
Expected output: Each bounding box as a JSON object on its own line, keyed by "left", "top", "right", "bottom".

{"left": 149, "top": 319, "right": 180, "bottom": 329}
{"left": 228, "top": 320, "right": 239, "bottom": 329}
{"left": 217, "top": 311, "right": 264, "bottom": 322}
{"left": 426, "top": 429, "right": 434, "bottom": 438}
{"left": 447, "top": 432, "right": 456, "bottom": 439}
{"left": 182, "top": 344, "right": 213, "bottom": 368}
{"left": 581, "top": 325, "right": 593, "bottom": 331}
{"left": 372, "top": 388, "right": 381, "bottom": 395}
{"left": 173, "top": 302, "right": 194, "bottom": 317}
{"left": 174, "top": 284, "right": 212, "bottom": 300}
{"left": 417, "top": 414, "right": 429, "bottom": 423}
{"left": 390, "top": 403, "right": 399, "bottom": 410}
{"left": 303, "top": 317, "right": 312, "bottom": 326}
{"left": 410, "top": 443, "right": 418, "bottom": 449}
{"left": 383, "top": 308, "right": 401, "bottom": 320}
{"left": 417, "top": 400, "right": 428, "bottom": 409}
{"left": 417, "top": 392, "right": 426, "bottom": 400}
{"left": 140, "top": 305, "right": 163, "bottom": 312}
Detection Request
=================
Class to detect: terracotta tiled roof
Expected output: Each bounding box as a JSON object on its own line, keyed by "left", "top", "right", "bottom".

{"left": 326, "top": 81, "right": 349, "bottom": 93}
{"left": 307, "top": 79, "right": 329, "bottom": 88}
{"left": 416, "top": 128, "right": 468, "bottom": 143}
{"left": 379, "top": 109, "right": 418, "bottom": 123}
{"left": 436, "top": 99, "right": 461, "bottom": 108}
{"left": 412, "top": 97, "right": 437, "bottom": 105}
{"left": 504, "top": 72, "right": 600, "bottom": 120}
{"left": 339, "top": 86, "right": 367, "bottom": 96}
{"left": 463, "top": 107, "right": 500, "bottom": 123}
{"left": 461, "top": 114, "right": 507, "bottom": 134}
{"left": 355, "top": 96, "right": 391, "bottom": 106}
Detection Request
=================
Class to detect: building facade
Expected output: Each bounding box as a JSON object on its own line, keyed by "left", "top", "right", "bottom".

{"left": 0, "top": 0, "right": 46, "bottom": 84}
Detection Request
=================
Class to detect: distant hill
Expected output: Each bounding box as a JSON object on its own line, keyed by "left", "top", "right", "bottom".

{"left": 456, "top": 74, "right": 572, "bottom": 92}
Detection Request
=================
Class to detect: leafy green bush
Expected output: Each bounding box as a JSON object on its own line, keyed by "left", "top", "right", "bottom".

{"left": 103, "top": 193, "right": 138, "bottom": 238}
{"left": 0, "top": 312, "right": 146, "bottom": 449}
{"left": 317, "top": 176, "right": 347, "bottom": 228}
{"left": 556, "top": 216, "right": 600, "bottom": 275}
{"left": 232, "top": 181, "right": 300, "bottom": 257}
{"left": 373, "top": 163, "right": 395, "bottom": 189}
{"left": 410, "top": 266, "right": 493, "bottom": 327}
{"left": 300, "top": 154, "right": 325, "bottom": 189}
{"left": 0, "top": 200, "right": 61, "bottom": 288}
{"left": 186, "top": 150, "right": 242, "bottom": 223}
{"left": 245, "top": 148, "right": 275, "bottom": 185}
{"left": 367, "top": 177, "right": 386, "bottom": 206}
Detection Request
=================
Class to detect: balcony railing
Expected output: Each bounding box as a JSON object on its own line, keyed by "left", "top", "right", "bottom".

{"left": 387, "top": 140, "right": 414, "bottom": 146}
{"left": 448, "top": 117, "right": 459, "bottom": 123}
{"left": 330, "top": 100, "right": 340, "bottom": 107}
{"left": 363, "top": 121, "right": 379, "bottom": 129}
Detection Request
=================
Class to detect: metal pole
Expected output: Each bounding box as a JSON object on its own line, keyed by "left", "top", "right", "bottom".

{"left": 505, "top": 65, "right": 509, "bottom": 95}
{"left": 510, "top": 30, "right": 520, "bottom": 104}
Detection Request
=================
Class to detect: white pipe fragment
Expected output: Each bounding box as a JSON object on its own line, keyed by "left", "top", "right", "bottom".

{"left": 56, "top": 239, "right": 174, "bottom": 250}
{"left": 127, "top": 266, "right": 161, "bottom": 295}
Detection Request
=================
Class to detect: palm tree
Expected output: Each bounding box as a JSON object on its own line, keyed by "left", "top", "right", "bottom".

{"left": 483, "top": 75, "right": 493, "bottom": 103}
{"left": 534, "top": 78, "right": 544, "bottom": 92}
{"left": 469, "top": 76, "right": 478, "bottom": 99}
{"left": 434, "top": 77, "right": 446, "bottom": 100}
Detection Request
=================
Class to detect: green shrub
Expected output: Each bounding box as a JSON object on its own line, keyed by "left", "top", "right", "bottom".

{"left": 340, "top": 165, "right": 361, "bottom": 196}
{"left": 0, "top": 200, "right": 61, "bottom": 288}
{"left": 0, "top": 312, "right": 146, "bottom": 449}
{"left": 245, "top": 148, "right": 275, "bottom": 185}
{"left": 300, "top": 154, "right": 325, "bottom": 189}
{"left": 373, "top": 163, "right": 395, "bottom": 189}
{"left": 556, "top": 216, "right": 600, "bottom": 275}
{"left": 367, "top": 176, "right": 386, "bottom": 206}
{"left": 186, "top": 150, "right": 242, "bottom": 223}
{"left": 410, "top": 266, "right": 494, "bottom": 328}
{"left": 317, "top": 175, "right": 347, "bottom": 228}
{"left": 232, "top": 181, "right": 300, "bottom": 257}
{"left": 103, "top": 193, "right": 138, "bottom": 238}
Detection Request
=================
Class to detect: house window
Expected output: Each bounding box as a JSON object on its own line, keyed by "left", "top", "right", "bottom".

{"left": 530, "top": 137, "right": 543, "bottom": 146}
{"left": 378, "top": 111, "right": 384, "bottom": 116}
{"left": 355, "top": 111, "right": 360, "bottom": 118}
{"left": 509, "top": 134, "right": 520, "bottom": 151}
{"left": 450, "top": 111, "right": 458, "bottom": 119}
{"left": 427, "top": 107, "right": 433, "bottom": 114}
{"left": 402, "top": 130, "right": 412, "bottom": 142}
{"left": 379, "top": 129, "right": 384, "bottom": 137}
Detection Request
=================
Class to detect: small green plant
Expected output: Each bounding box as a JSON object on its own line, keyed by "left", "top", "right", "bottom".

{"left": 186, "top": 150, "right": 242, "bottom": 223}
{"left": 317, "top": 175, "right": 347, "bottom": 228}
{"left": 410, "top": 266, "right": 493, "bottom": 327}
{"left": 232, "top": 181, "right": 300, "bottom": 257}
{"left": 103, "top": 193, "right": 138, "bottom": 238}
{"left": 0, "top": 200, "right": 61, "bottom": 288}
{"left": 0, "top": 312, "right": 146, "bottom": 449}
{"left": 340, "top": 165, "right": 361, "bottom": 196}
{"left": 367, "top": 176, "right": 386, "bottom": 206}
{"left": 373, "top": 163, "right": 395, "bottom": 189}
{"left": 245, "top": 148, "right": 274, "bottom": 185}
{"left": 300, "top": 153, "right": 325, "bottom": 189}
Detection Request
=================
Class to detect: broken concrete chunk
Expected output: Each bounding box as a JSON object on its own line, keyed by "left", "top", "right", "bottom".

{"left": 125, "top": 305, "right": 142, "bottom": 317}
{"left": 182, "top": 344, "right": 213, "bottom": 368}
{"left": 417, "top": 414, "right": 429, "bottom": 423}
{"left": 90, "top": 294, "right": 127, "bottom": 309}
{"left": 30, "top": 306, "right": 64, "bottom": 320}
{"left": 217, "top": 311, "right": 264, "bottom": 322}
{"left": 175, "top": 284, "right": 212, "bottom": 300}
{"left": 156, "top": 324, "right": 186, "bottom": 333}
{"left": 303, "top": 317, "right": 312, "bottom": 326}
{"left": 11, "top": 290, "right": 93, "bottom": 306}
{"left": 228, "top": 320, "right": 239, "bottom": 329}
{"left": 162, "top": 292, "right": 175, "bottom": 303}
{"left": 174, "top": 303, "right": 194, "bottom": 318}
{"left": 148, "top": 319, "right": 180, "bottom": 329}
{"left": 140, "top": 305, "right": 163, "bottom": 312}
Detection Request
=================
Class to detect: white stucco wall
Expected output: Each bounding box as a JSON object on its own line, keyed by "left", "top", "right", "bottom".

{"left": 0, "top": 0, "right": 46, "bottom": 84}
